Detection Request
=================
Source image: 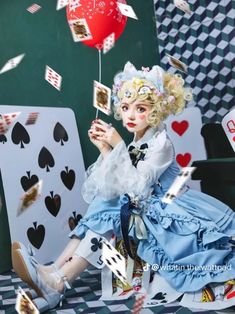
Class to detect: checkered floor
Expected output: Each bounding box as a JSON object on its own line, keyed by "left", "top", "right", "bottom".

{"left": 1, "top": 268, "right": 235, "bottom": 314}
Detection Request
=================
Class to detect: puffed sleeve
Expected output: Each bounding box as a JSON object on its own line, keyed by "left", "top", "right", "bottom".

{"left": 81, "top": 130, "right": 174, "bottom": 203}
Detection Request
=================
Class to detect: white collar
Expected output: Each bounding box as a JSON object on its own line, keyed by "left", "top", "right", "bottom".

{"left": 130, "top": 123, "right": 166, "bottom": 147}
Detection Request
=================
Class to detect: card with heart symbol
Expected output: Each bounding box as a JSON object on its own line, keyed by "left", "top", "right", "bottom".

{"left": 165, "top": 107, "right": 206, "bottom": 190}
{"left": 0, "top": 105, "right": 87, "bottom": 263}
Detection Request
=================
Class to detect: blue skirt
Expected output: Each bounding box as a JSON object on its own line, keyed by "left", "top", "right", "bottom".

{"left": 69, "top": 189, "right": 235, "bottom": 292}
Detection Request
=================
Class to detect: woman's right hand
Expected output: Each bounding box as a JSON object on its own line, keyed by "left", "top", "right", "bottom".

{"left": 88, "top": 125, "right": 111, "bottom": 156}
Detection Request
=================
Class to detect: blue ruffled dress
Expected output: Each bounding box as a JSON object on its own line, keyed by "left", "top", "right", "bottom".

{"left": 69, "top": 126, "right": 235, "bottom": 292}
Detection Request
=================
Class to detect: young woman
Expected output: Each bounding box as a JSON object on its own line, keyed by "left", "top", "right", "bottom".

{"left": 12, "top": 62, "right": 235, "bottom": 311}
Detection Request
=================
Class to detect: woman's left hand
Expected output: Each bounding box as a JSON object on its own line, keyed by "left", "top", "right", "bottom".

{"left": 91, "top": 119, "right": 122, "bottom": 148}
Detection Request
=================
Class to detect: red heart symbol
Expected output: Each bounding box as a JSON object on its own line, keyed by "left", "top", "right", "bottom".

{"left": 226, "top": 290, "right": 235, "bottom": 299}
{"left": 176, "top": 153, "right": 191, "bottom": 167}
{"left": 233, "top": 136, "right": 235, "bottom": 142}
{"left": 171, "top": 120, "right": 189, "bottom": 136}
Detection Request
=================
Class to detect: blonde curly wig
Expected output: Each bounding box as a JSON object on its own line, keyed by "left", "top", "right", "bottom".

{"left": 113, "top": 72, "right": 192, "bottom": 128}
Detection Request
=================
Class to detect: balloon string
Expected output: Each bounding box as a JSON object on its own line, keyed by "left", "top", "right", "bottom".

{"left": 95, "top": 49, "right": 102, "bottom": 119}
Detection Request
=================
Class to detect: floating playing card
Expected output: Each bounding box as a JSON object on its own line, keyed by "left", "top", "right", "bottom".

{"left": 102, "top": 238, "right": 128, "bottom": 285}
{"left": 15, "top": 286, "right": 39, "bottom": 314}
{"left": 221, "top": 108, "right": 235, "bottom": 152}
{"left": 174, "top": 0, "right": 192, "bottom": 15}
{"left": 68, "top": 18, "right": 92, "bottom": 42}
{"left": 25, "top": 112, "right": 39, "bottom": 125}
{"left": 68, "top": 0, "right": 82, "bottom": 12}
{"left": 0, "top": 54, "right": 25, "bottom": 75}
{"left": 0, "top": 111, "right": 21, "bottom": 135}
{"left": 166, "top": 53, "right": 188, "bottom": 74}
{"left": 27, "top": 3, "right": 41, "bottom": 14}
{"left": 45, "top": 66, "right": 62, "bottom": 91}
{"left": 162, "top": 167, "right": 195, "bottom": 204}
{"left": 17, "top": 180, "right": 43, "bottom": 216}
{"left": 56, "top": 0, "right": 69, "bottom": 10}
{"left": 93, "top": 81, "right": 111, "bottom": 116}
{"left": 117, "top": 3, "right": 138, "bottom": 20}
{"left": 103, "top": 33, "right": 115, "bottom": 54}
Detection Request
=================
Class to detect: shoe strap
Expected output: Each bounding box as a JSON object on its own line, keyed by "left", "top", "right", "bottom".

{"left": 54, "top": 267, "right": 72, "bottom": 290}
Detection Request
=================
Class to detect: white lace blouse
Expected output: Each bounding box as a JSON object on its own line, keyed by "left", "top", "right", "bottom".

{"left": 82, "top": 124, "right": 174, "bottom": 203}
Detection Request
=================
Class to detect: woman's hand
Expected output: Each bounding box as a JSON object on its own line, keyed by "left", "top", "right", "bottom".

{"left": 88, "top": 124, "right": 111, "bottom": 156}
{"left": 91, "top": 119, "right": 122, "bottom": 148}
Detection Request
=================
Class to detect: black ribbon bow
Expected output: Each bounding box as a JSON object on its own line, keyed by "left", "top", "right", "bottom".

{"left": 128, "top": 143, "right": 148, "bottom": 167}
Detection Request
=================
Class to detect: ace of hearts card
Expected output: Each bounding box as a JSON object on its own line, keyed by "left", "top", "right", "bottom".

{"left": 0, "top": 105, "right": 88, "bottom": 264}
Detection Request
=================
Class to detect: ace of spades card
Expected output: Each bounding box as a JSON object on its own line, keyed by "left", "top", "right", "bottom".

{"left": 0, "top": 105, "right": 87, "bottom": 263}
{"left": 164, "top": 107, "right": 206, "bottom": 191}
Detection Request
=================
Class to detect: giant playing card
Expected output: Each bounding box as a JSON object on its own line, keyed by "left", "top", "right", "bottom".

{"left": 0, "top": 105, "right": 88, "bottom": 263}
{"left": 165, "top": 107, "right": 206, "bottom": 190}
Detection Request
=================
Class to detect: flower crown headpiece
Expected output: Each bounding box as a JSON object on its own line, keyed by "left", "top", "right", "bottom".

{"left": 112, "top": 61, "right": 167, "bottom": 106}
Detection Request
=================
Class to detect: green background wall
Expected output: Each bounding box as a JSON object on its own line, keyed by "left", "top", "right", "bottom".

{"left": 0, "top": 0, "right": 159, "bottom": 272}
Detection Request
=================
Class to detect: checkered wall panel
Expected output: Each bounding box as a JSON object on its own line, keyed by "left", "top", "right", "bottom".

{"left": 154, "top": 0, "right": 235, "bottom": 123}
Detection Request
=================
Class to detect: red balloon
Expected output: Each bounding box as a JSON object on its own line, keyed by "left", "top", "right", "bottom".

{"left": 66, "top": 0, "right": 127, "bottom": 49}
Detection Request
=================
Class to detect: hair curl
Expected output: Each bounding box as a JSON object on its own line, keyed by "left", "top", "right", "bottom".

{"left": 113, "top": 72, "right": 191, "bottom": 128}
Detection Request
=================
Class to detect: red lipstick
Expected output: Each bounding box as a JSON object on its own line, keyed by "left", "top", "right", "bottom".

{"left": 127, "top": 123, "right": 136, "bottom": 128}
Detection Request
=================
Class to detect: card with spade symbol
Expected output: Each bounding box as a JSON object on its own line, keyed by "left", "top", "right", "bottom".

{"left": 164, "top": 107, "right": 206, "bottom": 191}
{"left": 0, "top": 105, "right": 88, "bottom": 264}
{"left": 144, "top": 272, "right": 183, "bottom": 307}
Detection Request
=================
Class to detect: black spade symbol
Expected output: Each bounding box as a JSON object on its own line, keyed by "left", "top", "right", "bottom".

{"left": 53, "top": 122, "right": 68, "bottom": 146}
{"left": 153, "top": 292, "right": 167, "bottom": 300}
{"left": 45, "top": 191, "right": 61, "bottom": 217}
{"left": 60, "top": 166, "right": 75, "bottom": 190}
{"left": 27, "top": 222, "right": 45, "bottom": 249}
{"left": 11, "top": 122, "right": 30, "bottom": 148}
{"left": 21, "top": 171, "right": 39, "bottom": 192}
{"left": 0, "top": 134, "right": 7, "bottom": 144}
{"left": 68, "top": 211, "right": 82, "bottom": 231}
{"left": 38, "top": 147, "right": 55, "bottom": 172}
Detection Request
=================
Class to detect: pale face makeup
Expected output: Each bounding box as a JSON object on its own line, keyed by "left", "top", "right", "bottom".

{"left": 120, "top": 100, "right": 151, "bottom": 140}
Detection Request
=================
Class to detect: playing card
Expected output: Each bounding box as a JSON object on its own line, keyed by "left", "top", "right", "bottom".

{"left": 102, "top": 238, "right": 128, "bottom": 285}
{"left": 174, "top": 0, "right": 192, "bottom": 15}
{"left": 77, "top": 229, "right": 106, "bottom": 269}
{"left": 68, "top": 0, "right": 82, "bottom": 12}
{"left": 103, "top": 33, "right": 115, "bottom": 54}
{"left": 15, "top": 286, "right": 39, "bottom": 314}
{"left": 221, "top": 108, "right": 235, "bottom": 152}
{"left": 56, "top": 0, "right": 69, "bottom": 10}
{"left": 162, "top": 167, "right": 195, "bottom": 204}
{"left": 25, "top": 112, "right": 39, "bottom": 125}
{"left": 166, "top": 53, "right": 188, "bottom": 74}
{"left": 117, "top": 3, "right": 138, "bottom": 20}
{"left": 45, "top": 66, "right": 62, "bottom": 91}
{"left": 68, "top": 18, "right": 92, "bottom": 42}
{"left": 17, "top": 180, "right": 43, "bottom": 217}
{"left": 0, "top": 105, "right": 87, "bottom": 263}
{"left": 93, "top": 81, "right": 111, "bottom": 116}
{"left": 0, "top": 54, "right": 25, "bottom": 75}
{"left": 180, "top": 282, "right": 235, "bottom": 310}
{"left": 165, "top": 107, "right": 207, "bottom": 191}
{"left": 0, "top": 111, "right": 21, "bottom": 135}
{"left": 26, "top": 3, "right": 41, "bottom": 14}
{"left": 144, "top": 272, "right": 183, "bottom": 307}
